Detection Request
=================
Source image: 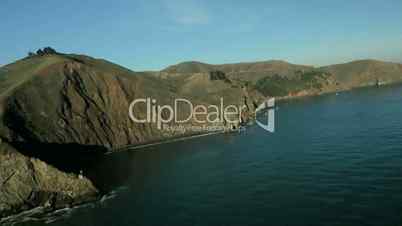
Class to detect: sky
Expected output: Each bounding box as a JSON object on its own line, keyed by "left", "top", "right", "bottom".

{"left": 1, "top": 0, "right": 402, "bottom": 70}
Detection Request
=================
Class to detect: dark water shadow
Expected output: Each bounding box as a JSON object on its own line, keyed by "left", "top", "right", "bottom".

{"left": 8, "top": 142, "right": 115, "bottom": 192}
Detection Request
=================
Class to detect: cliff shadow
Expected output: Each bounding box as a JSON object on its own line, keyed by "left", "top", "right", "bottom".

{"left": 7, "top": 142, "right": 130, "bottom": 193}
{"left": 9, "top": 142, "right": 107, "bottom": 174}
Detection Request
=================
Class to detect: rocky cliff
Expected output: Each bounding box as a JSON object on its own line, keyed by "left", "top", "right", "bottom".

{"left": 0, "top": 142, "right": 98, "bottom": 218}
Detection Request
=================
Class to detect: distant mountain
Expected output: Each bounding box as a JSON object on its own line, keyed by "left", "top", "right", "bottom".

{"left": 162, "top": 60, "right": 312, "bottom": 82}
{"left": 320, "top": 59, "right": 402, "bottom": 88}
{"left": 161, "top": 59, "right": 402, "bottom": 98}
{"left": 163, "top": 61, "right": 215, "bottom": 74}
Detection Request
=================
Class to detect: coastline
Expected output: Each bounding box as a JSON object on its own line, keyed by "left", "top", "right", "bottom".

{"left": 109, "top": 130, "right": 227, "bottom": 154}
{"left": 276, "top": 80, "right": 402, "bottom": 103}
{"left": 1, "top": 80, "right": 402, "bottom": 222}
{"left": 110, "top": 80, "right": 402, "bottom": 153}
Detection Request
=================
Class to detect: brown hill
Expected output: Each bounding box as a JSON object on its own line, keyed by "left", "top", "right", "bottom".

{"left": 320, "top": 59, "right": 402, "bottom": 88}
{"left": 0, "top": 54, "right": 261, "bottom": 150}
{"left": 162, "top": 60, "right": 313, "bottom": 82}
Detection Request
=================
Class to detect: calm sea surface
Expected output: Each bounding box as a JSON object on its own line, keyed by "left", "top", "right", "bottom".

{"left": 16, "top": 85, "right": 402, "bottom": 226}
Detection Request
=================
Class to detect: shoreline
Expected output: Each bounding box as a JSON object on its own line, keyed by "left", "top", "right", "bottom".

{"left": 108, "top": 130, "right": 232, "bottom": 154}
{"left": 276, "top": 79, "right": 402, "bottom": 103}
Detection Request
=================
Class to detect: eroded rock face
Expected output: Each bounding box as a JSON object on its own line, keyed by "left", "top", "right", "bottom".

{"left": 1, "top": 61, "right": 168, "bottom": 149}
{"left": 0, "top": 142, "right": 98, "bottom": 218}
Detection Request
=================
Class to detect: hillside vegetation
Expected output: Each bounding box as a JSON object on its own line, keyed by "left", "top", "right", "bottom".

{"left": 255, "top": 71, "right": 331, "bottom": 97}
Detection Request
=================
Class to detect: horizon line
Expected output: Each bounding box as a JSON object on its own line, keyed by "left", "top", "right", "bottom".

{"left": 1, "top": 52, "right": 401, "bottom": 72}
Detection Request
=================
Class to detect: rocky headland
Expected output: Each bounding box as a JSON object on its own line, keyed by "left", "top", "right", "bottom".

{"left": 0, "top": 141, "right": 98, "bottom": 219}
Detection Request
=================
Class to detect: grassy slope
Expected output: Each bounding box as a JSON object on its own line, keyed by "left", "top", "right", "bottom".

{"left": 0, "top": 54, "right": 173, "bottom": 100}
{"left": 162, "top": 60, "right": 312, "bottom": 82}
{"left": 320, "top": 59, "right": 402, "bottom": 87}
{"left": 0, "top": 55, "right": 67, "bottom": 98}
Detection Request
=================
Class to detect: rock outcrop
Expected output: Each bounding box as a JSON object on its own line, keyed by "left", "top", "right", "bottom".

{"left": 209, "top": 70, "right": 231, "bottom": 83}
{"left": 0, "top": 142, "right": 98, "bottom": 218}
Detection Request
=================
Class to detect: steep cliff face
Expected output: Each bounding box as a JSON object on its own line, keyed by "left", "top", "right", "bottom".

{"left": 0, "top": 142, "right": 98, "bottom": 218}
{"left": 0, "top": 54, "right": 262, "bottom": 150}
{"left": 1, "top": 56, "right": 169, "bottom": 149}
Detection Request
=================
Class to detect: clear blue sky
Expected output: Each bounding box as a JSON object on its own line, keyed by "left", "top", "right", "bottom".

{"left": 1, "top": 0, "right": 402, "bottom": 70}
